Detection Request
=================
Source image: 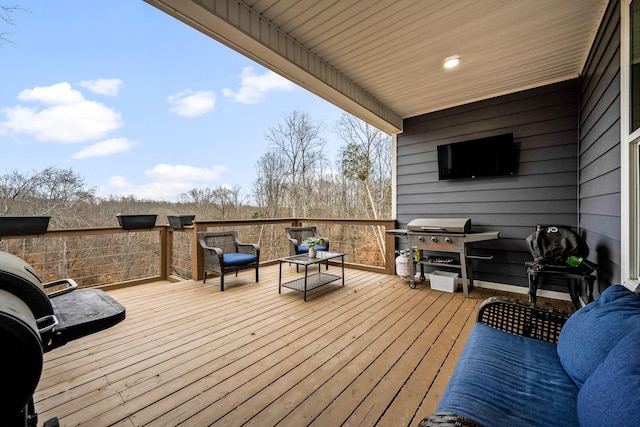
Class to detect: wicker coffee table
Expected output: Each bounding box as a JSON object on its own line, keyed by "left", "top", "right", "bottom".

{"left": 278, "top": 251, "right": 345, "bottom": 300}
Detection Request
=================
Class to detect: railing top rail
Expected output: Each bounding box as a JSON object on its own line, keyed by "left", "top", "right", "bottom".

{"left": 0, "top": 218, "right": 396, "bottom": 239}
{"left": 193, "top": 218, "right": 396, "bottom": 228}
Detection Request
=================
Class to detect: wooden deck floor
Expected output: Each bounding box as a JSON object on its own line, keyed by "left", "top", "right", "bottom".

{"left": 34, "top": 263, "right": 568, "bottom": 426}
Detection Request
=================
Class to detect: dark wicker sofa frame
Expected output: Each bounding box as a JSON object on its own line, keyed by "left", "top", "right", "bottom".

{"left": 419, "top": 297, "right": 572, "bottom": 427}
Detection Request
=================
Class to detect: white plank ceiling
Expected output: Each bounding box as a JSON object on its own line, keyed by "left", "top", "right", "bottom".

{"left": 144, "top": 0, "right": 609, "bottom": 134}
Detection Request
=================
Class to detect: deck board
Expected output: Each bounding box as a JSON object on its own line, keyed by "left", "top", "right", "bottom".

{"left": 34, "top": 264, "right": 570, "bottom": 426}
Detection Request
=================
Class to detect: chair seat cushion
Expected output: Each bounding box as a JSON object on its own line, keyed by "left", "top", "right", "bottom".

{"left": 557, "top": 284, "right": 640, "bottom": 387}
{"left": 222, "top": 253, "right": 257, "bottom": 266}
{"left": 436, "top": 323, "right": 579, "bottom": 427}
{"left": 298, "top": 245, "right": 327, "bottom": 252}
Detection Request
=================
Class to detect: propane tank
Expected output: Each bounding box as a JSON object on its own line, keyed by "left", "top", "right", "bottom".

{"left": 395, "top": 250, "right": 412, "bottom": 278}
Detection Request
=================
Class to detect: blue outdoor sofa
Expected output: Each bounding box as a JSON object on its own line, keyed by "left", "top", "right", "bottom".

{"left": 419, "top": 284, "right": 640, "bottom": 427}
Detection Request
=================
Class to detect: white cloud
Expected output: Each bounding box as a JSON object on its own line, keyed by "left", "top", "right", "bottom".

{"left": 99, "top": 164, "right": 230, "bottom": 201}
{"left": 78, "top": 78, "right": 123, "bottom": 96}
{"left": 222, "top": 67, "right": 296, "bottom": 104}
{"left": 72, "top": 137, "right": 135, "bottom": 159}
{"left": 128, "top": 181, "right": 197, "bottom": 200}
{"left": 18, "top": 82, "right": 84, "bottom": 105}
{"left": 145, "top": 163, "right": 228, "bottom": 182}
{"left": 168, "top": 90, "right": 215, "bottom": 117}
{"left": 105, "top": 175, "right": 131, "bottom": 190}
{"left": 0, "top": 82, "right": 123, "bottom": 143}
{"left": 101, "top": 176, "right": 191, "bottom": 200}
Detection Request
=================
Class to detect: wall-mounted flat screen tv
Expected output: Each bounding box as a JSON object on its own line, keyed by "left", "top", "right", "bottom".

{"left": 437, "top": 133, "right": 518, "bottom": 180}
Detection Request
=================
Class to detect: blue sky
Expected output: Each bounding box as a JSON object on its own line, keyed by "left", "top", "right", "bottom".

{"left": 0, "top": 1, "right": 349, "bottom": 201}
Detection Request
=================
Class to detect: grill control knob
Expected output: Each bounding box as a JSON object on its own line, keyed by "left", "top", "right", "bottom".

{"left": 417, "top": 236, "right": 425, "bottom": 242}
{"left": 445, "top": 237, "right": 452, "bottom": 243}
{"left": 431, "top": 236, "right": 437, "bottom": 242}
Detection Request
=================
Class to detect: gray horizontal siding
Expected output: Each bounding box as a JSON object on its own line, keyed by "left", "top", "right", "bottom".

{"left": 579, "top": 0, "right": 621, "bottom": 295}
{"left": 397, "top": 79, "right": 580, "bottom": 290}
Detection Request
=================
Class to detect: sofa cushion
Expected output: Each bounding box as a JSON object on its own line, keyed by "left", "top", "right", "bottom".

{"left": 557, "top": 285, "right": 640, "bottom": 387}
{"left": 577, "top": 328, "right": 640, "bottom": 426}
{"left": 436, "top": 323, "right": 580, "bottom": 427}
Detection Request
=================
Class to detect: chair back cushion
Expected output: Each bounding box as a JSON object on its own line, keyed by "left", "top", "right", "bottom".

{"left": 557, "top": 284, "right": 640, "bottom": 387}
{"left": 577, "top": 328, "right": 640, "bottom": 426}
{"left": 223, "top": 253, "right": 257, "bottom": 267}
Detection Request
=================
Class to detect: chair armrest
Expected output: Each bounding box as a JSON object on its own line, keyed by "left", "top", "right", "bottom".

{"left": 201, "top": 245, "right": 223, "bottom": 256}
{"left": 477, "top": 296, "right": 572, "bottom": 343}
{"left": 418, "top": 412, "right": 484, "bottom": 427}
{"left": 238, "top": 242, "right": 259, "bottom": 255}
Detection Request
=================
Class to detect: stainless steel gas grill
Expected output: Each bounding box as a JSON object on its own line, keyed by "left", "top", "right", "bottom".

{"left": 388, "top": 218, "right": 500, "bottom": 296}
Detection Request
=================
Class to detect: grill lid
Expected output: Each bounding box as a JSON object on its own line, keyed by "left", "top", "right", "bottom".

{"left": 406, "top": 218, "right": 471, "bottom": 234}
{"left": 0, "top": 251, "right": 51, "bottom": 320}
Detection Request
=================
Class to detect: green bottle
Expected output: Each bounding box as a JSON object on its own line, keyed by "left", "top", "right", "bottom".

{"left": 565, "top": 256, "right": 597, "bottom": 274}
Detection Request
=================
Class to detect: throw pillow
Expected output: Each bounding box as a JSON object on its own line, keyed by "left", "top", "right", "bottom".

{"left": 557, "top": 284, "right": 640, "bottom": 386}
{"left": 577, "top": 328, "right": 640, "bottom": 426}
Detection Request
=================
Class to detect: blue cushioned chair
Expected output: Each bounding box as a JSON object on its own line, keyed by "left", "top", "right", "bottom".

{"left": 198, "top": 231, "right": 260, "bottom": 291}
{"left": 285, "top": 226, "right": 330, "bottom": 271}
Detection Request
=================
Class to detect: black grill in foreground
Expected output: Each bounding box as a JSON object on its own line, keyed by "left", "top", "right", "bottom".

{"left": 0, "top": 250, "right": 125, "bottom": 426}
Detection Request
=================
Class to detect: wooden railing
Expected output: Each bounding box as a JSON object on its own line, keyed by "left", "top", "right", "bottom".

{"left": 0, "top": 218, "right": 397, "bottom": 290}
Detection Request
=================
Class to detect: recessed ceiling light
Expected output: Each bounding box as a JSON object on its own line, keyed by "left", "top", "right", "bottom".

{"left": 444, "top": 55, "right": 460, "bottom": 69}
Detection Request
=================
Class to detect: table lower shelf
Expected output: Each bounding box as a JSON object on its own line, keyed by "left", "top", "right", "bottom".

{"left": 281, "top": 272, "right": 342, "bottom": 293}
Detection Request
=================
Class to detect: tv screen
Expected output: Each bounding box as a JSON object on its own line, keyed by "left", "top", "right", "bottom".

{"left": 437, "top": 133, "right": 517, "bottom": 180}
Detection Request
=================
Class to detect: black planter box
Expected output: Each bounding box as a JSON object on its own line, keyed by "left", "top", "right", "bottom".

{"left": 167, "top": 214, "right": 196, "bottom": 228}
{"left": 0, "top": 216, "right": 51, "bottom": 237}
{"left": 116, "top": 214, "right": 157, "bottom": 230}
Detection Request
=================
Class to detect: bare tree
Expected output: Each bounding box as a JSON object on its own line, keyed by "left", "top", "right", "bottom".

{"left": 1, "top": 4, "right": 27, "bottom": 47}
{"left": 335, "top": 113, "right": 392, "bottom": 259}
{"left": 178, "top": 185, "right": 243, "bottom": 219}
{"left": 335, "top": 113, "right": 391, "bottom": 219}
{"left": 209, "top": 186, "right": 242, "bottom": 219}
{"left": 34, "top": 168, "right": 94, "bottom": 212}
{"left": 264, "top": 109, "right": 327, "bottom": 216}
{"left": 0, "top": 167, "right": 94, "bottom": 224}
{"left": 252, "top": 150, "right": 289, "bottom": 218}
{"left": 0, "top": 169, "right": 40, "bottom": 215}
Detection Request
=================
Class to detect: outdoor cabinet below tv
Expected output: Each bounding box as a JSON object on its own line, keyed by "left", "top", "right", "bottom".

{"left": 437, "top": 133, "right": 518, "bottom": 180}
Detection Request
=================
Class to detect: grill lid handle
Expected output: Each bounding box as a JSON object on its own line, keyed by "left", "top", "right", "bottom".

{"left": 37, "top": 314, "right": 58, "bottom": 336}
{"left": 43, "top": 278, "right": 78, "bottom": 298}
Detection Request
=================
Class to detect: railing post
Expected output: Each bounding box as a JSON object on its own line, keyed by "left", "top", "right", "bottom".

{"left": 384, "top": 220, "right": 397, "bottom": 275}
{"left": 159, "top": 227, "right": 169, "bottom": 280}
{"left": 192, "top": 223, "right": 204, "bottom": 281}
